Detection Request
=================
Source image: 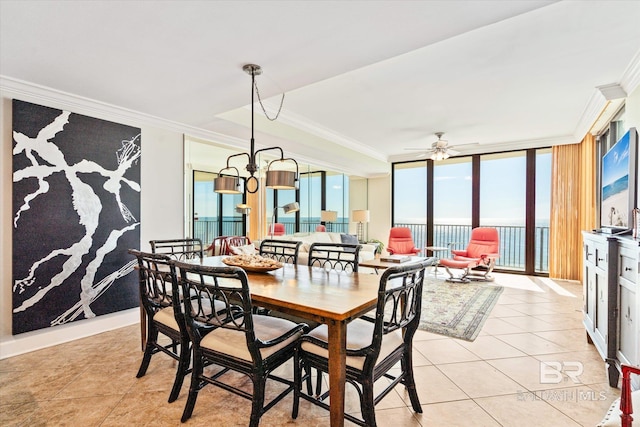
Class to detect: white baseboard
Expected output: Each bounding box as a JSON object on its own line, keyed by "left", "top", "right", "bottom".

{"left": 0, "top": 308, "right": 139, "bottom": 360}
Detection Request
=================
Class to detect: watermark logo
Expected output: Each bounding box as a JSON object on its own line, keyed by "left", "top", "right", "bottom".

{"left": 539, "top": 361, "right": 584, "bottom": 384}
{"left": 517, "top": 389, "right": 607, "bottom": 402}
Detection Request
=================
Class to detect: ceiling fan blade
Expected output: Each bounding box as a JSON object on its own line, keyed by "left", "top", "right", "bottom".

{"left": 447, "top": 148, "right": 460, "bottom": 156}
{"left": 404, "top": 147, "right": 428, "bottom": 151}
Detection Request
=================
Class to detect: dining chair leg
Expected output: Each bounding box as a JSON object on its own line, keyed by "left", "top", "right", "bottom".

{"left": 401, "top": 350, "right": 422, "bottom": 413}
{"left": 181, "top": 357, "right": 202, "bottom": 423}
{"left": 361, "top": 378, "right": 377, "bottom": 427}
{"left": 249, "top": 377, "right": 266, "bottom": 427}
{"left": 136, "top": 325, "right": 157, "bottom": 378}
{"left": 292, "top": 353, "right": 302, "bottom": 419}
{"left": 168, "top": 340, "right": 190, "bottom": 403}
{"left": 305, "top": 370, "right": 313, "bottom": 397}
{"left": 315, "top": 369, "right": 323, "bottom": 397}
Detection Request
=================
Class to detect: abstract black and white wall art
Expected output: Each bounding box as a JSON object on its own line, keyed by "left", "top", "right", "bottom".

{"left": 12, "top": 99, "right": 141, "bottom": 335}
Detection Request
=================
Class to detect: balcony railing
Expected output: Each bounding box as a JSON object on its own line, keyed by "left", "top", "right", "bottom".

{"left": 194, "top": 219, "right": 548, "bottom": 272}
{"left": 193, "top": 219, "right": 244, "bottom": 246}
{"left": 395, "top": 223, "right": 549, "bottom": 273}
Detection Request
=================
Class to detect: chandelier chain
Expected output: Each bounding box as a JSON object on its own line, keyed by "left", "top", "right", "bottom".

{"left": 253, "top": 80, "right": 285, "bottom": 121}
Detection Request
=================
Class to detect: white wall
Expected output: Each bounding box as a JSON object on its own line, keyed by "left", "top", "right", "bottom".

{"left": 0, "top": 84, "right": 185, "bottom": 359}
{"left": 367, "top": 175, "right": 392, "bottom": 253}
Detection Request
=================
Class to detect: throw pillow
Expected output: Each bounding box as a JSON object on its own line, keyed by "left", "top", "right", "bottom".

{"left": 340, "top": 234, "right": 359, "bottom": 253}
{"left": 230, "top": 243, "right": 256, "bottom": 255}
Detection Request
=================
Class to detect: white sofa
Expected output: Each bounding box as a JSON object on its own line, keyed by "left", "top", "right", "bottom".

{"left": 271, "top": 232, "right": 376, "bottom": 266}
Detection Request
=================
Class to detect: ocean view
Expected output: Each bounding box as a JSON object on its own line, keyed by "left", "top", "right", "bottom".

{"left": 193, "top": 216, "right": 549, "bottom": 272}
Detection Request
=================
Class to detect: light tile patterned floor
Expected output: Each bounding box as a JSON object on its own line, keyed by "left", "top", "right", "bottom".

{"left": 0, "top": 273, "right": 620, "bottom": 426}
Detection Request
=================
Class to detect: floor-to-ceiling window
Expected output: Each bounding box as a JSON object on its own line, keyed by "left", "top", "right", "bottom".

{"left": 392, "top": 161, "right": 427, "bottom": 249}
{"left": 392, "top": 148, "right": 551, "bottom": 275}
{"left": 299, "top": 171, "right": 323, "bottom": 232}
{"left": 268, "top": 171, "right": 350, "bottom": 234}
{"left": 433, "top": 157, "right": 473, "bottom": 251}
{"left": 326, "top": 172, "right": 349, "bottom": 233}
{"left": 187, "top": 138, "right": 354, "bottom": 242}
{"left": 480, "top": 151, "right": 527, "bottom": 270}
{"left": 535, "top": 148, "right": 551, "bottom": 273}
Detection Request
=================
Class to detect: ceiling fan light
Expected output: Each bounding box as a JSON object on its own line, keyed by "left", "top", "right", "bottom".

{"left": 431, "top": 149, "right": 447, "bottom": 161}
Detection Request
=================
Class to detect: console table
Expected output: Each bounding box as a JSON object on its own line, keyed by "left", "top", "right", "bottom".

{"left": 582, "top": 231, "right": 639, "bottom": 387}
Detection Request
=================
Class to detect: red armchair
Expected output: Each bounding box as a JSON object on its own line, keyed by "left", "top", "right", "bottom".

{"left": 387, "top": 227, "right": 421, "bottom": 256}
{"left": 271, "top": 223, "right": 286, "bottom": 236}
{"left": 439, "top": 227, "right": 499, "bottom": 283}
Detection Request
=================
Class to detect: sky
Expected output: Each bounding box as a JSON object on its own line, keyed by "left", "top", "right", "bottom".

{"left": 394, "top": 151, "right": 551, "bottom": 226}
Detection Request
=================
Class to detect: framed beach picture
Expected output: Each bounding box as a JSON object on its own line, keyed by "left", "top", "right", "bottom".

{"left": 600, "top": 127, "right": 638, "bottom": 232}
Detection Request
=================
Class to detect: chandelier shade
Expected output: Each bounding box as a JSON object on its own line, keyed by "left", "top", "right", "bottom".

{"left": 265, "top": 169, "right": 297, "bottom": 189}
{"left": 214, "top": 174, "right": 241, "bottom": 193}
{"left": 213, "top": 64, "right": 298, "bottom": 195}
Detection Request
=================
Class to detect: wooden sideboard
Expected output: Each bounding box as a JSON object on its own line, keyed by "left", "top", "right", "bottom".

{"left": 582, "top": 231, "right": 639, "bottom": 388}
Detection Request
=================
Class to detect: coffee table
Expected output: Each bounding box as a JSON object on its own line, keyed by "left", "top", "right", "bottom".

{"left": 360, "top": 255, "right": 434, "bottom": 274}
{"left": 424, "top": 246, "right": 450, "bottom": 275}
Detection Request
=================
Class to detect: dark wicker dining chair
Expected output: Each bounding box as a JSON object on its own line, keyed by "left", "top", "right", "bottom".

{"left": 149, "top": 238, "right": 204, "bottom": 260}
{"left": 308, "top": 242, "right": 361, "bottom": 272}
{"left": 293, "top": 259, "right": 433, "bottom": 427}
{"left": 259, "top": 239, "right": 302, "bottom": 264}
{"left": 129, "top": 249, "right": 190, "bottom": 403}
{"left": 172, "top": 260, "right": 308, "bottom": 426}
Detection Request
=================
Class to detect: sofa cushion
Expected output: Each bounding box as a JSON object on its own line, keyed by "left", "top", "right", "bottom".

{"left": 230, "top": 243, "right": 256, "bottom": 255}
{"left": 340, "top": 233, "right": 359, "bottom": 252}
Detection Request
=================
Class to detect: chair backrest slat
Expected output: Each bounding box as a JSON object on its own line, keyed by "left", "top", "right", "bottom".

{"left": 150, "top": 238, "right": 204, "bottom": 261}
{"left": 308, "top": 242, "right": 361, "bottom": 273}
{"left": 259, "top": 239, "right": 302, "bottom": 264}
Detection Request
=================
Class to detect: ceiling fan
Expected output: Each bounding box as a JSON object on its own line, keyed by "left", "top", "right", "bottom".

{"left": 404, "top": 132, "right": 460, "bottom": 160}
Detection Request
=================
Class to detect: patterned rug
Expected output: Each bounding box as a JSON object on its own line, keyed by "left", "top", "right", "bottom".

{"left": 419, "top": 278, "right": 504, "bottom": 341}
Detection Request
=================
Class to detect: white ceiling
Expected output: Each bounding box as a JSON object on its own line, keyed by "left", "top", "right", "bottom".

{"left": 1, "top": 1, "right": 639, "bottom": 177}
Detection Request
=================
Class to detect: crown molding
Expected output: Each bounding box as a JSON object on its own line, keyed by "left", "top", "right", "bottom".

{"left": 0, "top": 75, "right": 247, "bottom": 149}
{"left": 620, "top": 48, "right": 640, "bottom": 95}
{"left": 573, "top": 88, "right": 609, "bottom": 141}
{"left": 573, "top": 49, "right": 640, "bottom": 140}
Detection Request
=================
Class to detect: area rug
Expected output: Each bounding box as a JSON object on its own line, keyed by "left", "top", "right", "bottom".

{"left": 419, "top": 278, "right": 504, "bottom": 341}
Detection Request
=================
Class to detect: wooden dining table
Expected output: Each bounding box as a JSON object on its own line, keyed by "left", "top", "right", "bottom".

{"left": 193, "top": 256, "right": 381, "bottom": 427}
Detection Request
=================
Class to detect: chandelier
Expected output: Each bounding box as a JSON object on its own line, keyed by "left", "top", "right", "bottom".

{"left": 214, "top": 64, "right": 299, "bottom": 194}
